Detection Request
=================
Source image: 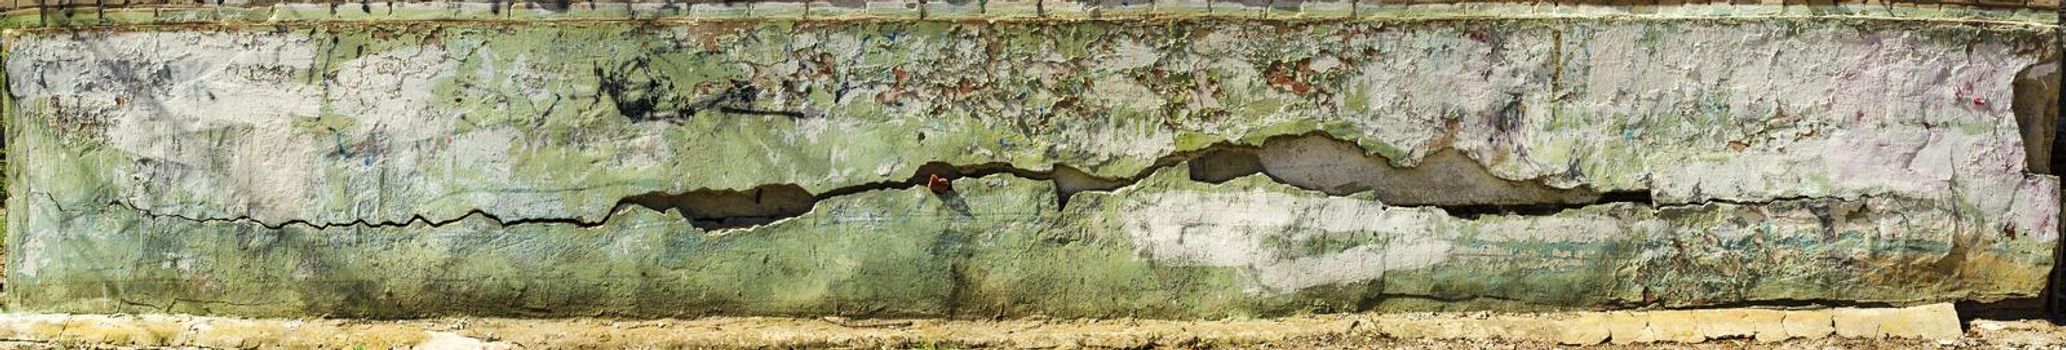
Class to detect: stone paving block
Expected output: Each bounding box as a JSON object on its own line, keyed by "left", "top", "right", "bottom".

{"left": 982, "top": 0, "right": 1040, "bottom": 16}
{"left": 922, "top": 0, "right": 982, "bottom": 18}
{"left": 1155, "top": 0, "right": 1214, "bottom": 14}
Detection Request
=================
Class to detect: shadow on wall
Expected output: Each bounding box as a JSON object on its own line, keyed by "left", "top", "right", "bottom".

{"left": 604, "top": 132, "right": 1648, "bottom": 233}
{"left": 2025, "top": 48, "right": 2066, "bottom": 325}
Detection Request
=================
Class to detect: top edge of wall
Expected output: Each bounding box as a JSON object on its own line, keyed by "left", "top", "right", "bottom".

{"left": 0, "top": 1, "right": 2058, "bottom": 29}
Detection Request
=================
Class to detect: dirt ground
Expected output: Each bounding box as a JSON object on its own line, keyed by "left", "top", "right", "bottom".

{"left": 0, "top": 303, "right": 2059, "bottom": 349}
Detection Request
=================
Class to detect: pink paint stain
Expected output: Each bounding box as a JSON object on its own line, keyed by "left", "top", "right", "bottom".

{"left": 1953, "top": 81, "right": 1989, "bottom": 111}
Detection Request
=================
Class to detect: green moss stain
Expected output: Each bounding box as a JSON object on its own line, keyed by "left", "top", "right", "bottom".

{"left": 3, "top": 18, "right": 2056, "bottom": 318}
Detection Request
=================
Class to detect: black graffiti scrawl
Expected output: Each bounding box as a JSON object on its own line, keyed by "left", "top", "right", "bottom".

{"left": 595, "top": 57, "right": 808, "bottom": 123}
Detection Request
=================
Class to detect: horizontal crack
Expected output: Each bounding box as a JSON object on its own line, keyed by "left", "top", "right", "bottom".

{"left": 1664, "top": 194, "right": 1880, "bottom": 208}
{"left": 52, "top": 192, "right": 617, "bottom": 230}
{"left": 1441, "top": 190, "right": 1654, "bottom": 219}
{"left": 57, "top": 133, "right": 1907, "bottom": 232}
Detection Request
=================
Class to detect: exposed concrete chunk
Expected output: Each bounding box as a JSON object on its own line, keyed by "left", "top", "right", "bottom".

{"left": 1649, "top": 311, "right": 1717, "bottom": 343}
{"left": 1741, "top": 310, "right": 1793, "bottom": 343}
{"left": 2012, "top": 59, "right": 2060, "bottom": 174}
{"left": 623, "top": 184, "right": 817, "bottom": 230}
{"left": 1575, "top": 305, "right": 1956, "bottom": 345}
{"left": 1555, "top": 314, "right": 1613, "bottom": 345}
{"left": 1051, "top": 164, "right": 1129, "bottom": 206}
{"left": 1832, "top": 304, "right": 1964, "bottom": 341}
{"left": 1186, "top": 147, "right": 1267, "bottom": 184}
{"left": 1782, "top": 311, "right": 1839, "bottom": 340}
{"left": 1696, "top": 309, "right": 1787, "bottom": 343}
{"left": 1605, "top": 313, "right": 1651, "bottom": 344}
{"left": 1254, "top": 135, "right": 1601, "bottom": 206}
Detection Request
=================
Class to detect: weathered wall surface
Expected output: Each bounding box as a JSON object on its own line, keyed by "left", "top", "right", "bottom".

{"left": 4, "top": 12, "right": 2061, "bottom": 317}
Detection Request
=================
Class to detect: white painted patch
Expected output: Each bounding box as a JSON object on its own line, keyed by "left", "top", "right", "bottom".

{"left": 442, "top": 127, "right": 522, "bottom": 184}
{"left": 8, "top": 32, "right": 325, "bottom": 222}
{"left": 1120, "top": 187, "right": 1456, "bottom": 293}
{"left": 1101, "top": 38, "right": 1161, "bottom": 71}
{"left": 330, "top": 45, "right": 461, "bottom": 143}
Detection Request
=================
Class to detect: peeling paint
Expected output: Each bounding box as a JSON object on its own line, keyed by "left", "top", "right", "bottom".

{"left": 4, "top": 18, "right": 2058, "bottom": 318}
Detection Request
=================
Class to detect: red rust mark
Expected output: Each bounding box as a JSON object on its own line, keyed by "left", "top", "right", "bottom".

{"left": 1265, "top": 59, "right": 1319, "bottom": 95}
{"left": 927, "top": 174, "right": 953, "bottom": 194}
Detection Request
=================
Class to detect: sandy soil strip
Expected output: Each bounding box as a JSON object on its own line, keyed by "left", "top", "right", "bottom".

{"left": 1, "top": 303, "right": 2060, "bottom": 349}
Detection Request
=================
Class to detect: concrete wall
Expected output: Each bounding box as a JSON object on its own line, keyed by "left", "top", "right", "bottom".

{"left": 3, "top": 4, "right": 2061, "bottom": 318}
